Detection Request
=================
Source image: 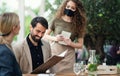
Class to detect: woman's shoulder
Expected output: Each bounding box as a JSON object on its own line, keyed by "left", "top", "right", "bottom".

{"left": 53, "top": 18, "right": 63, "bottom": 22}
{"left": 0, "top": 44, "right": 13, "bottom": 55}
{"left": 0, "top": 44, "right": 9, "bottom": 50}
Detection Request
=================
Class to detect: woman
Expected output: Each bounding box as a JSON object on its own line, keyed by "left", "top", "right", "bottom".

{"left": 44, "top": 0, "right": 87, "bottom": 73}
{"left": 0, "top": 12, "right": 22, "bottom": 76}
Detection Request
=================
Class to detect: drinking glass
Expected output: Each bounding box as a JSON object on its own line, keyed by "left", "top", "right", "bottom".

{"left": 79, "top": 61, "right": 86, "bottom": 75}
{"left": 117, "top": 62, "right": 120, "bottom": 74}
{"left": 73, "top": 63, "right": 81, "bottom": 76}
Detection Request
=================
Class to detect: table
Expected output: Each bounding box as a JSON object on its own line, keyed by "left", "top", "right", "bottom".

{"left": 23, "top": 73, "right": 119, "bottom": 76}
{"left": 56, "top": 72, "right": 120, "bottom": 76}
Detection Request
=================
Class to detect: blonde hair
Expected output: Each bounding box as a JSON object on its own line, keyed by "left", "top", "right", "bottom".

{"left": 0, "top": 12, "right": 19, "bottom": 36}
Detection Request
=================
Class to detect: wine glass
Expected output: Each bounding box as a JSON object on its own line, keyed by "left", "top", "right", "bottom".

{"left": 73, "top": 63, "right": 81, "bottom": 76}
{"left": 79, "top": 61, "right": 86, "bottom": 75}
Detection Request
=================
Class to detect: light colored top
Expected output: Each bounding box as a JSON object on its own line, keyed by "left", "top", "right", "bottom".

{"left": 12, "top": 38, "right": 51, "bottom": 74}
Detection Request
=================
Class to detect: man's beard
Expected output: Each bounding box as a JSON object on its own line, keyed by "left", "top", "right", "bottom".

{"left": 31, "top": 34, "right": 41, "bottom": 42}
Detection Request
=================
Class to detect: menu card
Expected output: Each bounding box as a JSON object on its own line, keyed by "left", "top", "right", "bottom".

{"left": 31, "top": 50, "right": 68, "bottom": 74}
{"left": 58, "top": 31, "right": 71, "bottom": 45}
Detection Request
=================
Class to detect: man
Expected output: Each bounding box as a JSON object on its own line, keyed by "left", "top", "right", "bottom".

{"left": 13, "top": 17, "right": 51, "bottom": 74}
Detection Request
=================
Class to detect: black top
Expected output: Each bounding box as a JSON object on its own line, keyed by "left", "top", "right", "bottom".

{"left": 27, "top": 35, "right": 44, "bottom": 70}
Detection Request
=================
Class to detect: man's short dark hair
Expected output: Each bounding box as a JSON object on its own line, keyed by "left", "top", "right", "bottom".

{"left": 31, "top": 16, "right": 48, "bottom": 29}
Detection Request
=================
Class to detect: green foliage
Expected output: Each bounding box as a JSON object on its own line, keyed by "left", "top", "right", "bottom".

{"left": 32, "top": 8, "right": 39, "bottom": 15}
{"left": 95, "top": 55, "right": 101, "bottom": 64}
{"left": 45, "top": 0, "right": 63, "bottom": 21}
{"left": 88, "top": 63, "right": 97, "bottom": 72}
{"left": 0, "top": 2, "right": 8, "bottom": 14}
{"left": 54, "top": 0, "right": 63, "bottom": 5}
{"left": 83, "top": 0, "right": 120, "bottom": 44}
{"left": 82, "top": 0, "right": 120, "bottom": 61}
{"left": 25, "top": 16, "right": 32, "bottom": 36}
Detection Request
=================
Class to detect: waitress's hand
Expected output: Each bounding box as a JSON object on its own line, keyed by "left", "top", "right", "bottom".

{"left": 56, "top": 34, "right": 64, "bottom": 41}
{"left": 63, "top": 38, "right": 72, "bottom": 46}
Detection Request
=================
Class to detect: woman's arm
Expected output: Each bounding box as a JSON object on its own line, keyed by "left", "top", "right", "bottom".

{"left": 63, "top": 37, "right": 84, "bottom": 49}
{"left": 44, "top": 29, "right": 84, "bottom": 49}
{"left": 43, "top": 29, "right": 64, "bottom": 42}
{"left": 44, "top": 29, "right": 57, "bottom": 41}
